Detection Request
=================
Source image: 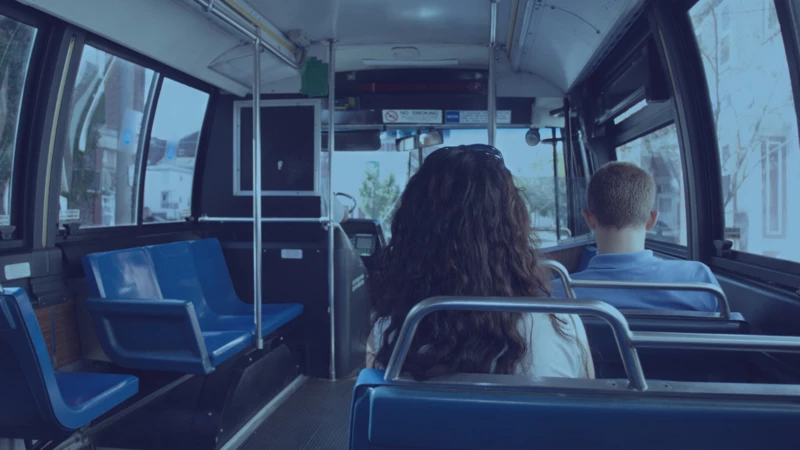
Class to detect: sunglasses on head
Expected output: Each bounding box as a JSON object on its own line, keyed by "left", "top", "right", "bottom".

{"left": 438, "top": 144, "right": 504, "bottom": 160}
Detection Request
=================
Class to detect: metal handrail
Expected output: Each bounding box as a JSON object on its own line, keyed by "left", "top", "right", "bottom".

{"left": 383, "top": 296, "right": 800, "bottom": 393}
{"left": 198, "top": 216, "right": 328, "bottom": 223}
{"left": 539, "top": 260, "right": 732, "bottom": 320}
{"left": 191, "top": 0, "right": 298, "bottom": 69}
{"left": 383, "top": 296, "right": 648, "bottom": 391}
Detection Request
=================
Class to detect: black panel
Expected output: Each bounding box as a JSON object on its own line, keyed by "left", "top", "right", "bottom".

{"left": 205, "top": 343, "right": 298, "bottom": 448}
{"left": 0, "top": 248, "right": 66, "bottom": 307}
{"left": 215, "top": 226, "right": 369, "bottom": 379}
{"left": 239, "top": 105, "right": 316, "bottom": 193}
{"left": 92, "top": 343, "right": 298, "bottom": 450}
{"left": 200, "top": 96, "right": 322, "bottom": 219}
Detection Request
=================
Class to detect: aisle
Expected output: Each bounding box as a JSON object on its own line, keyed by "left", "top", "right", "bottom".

{"left": 240, "top": 378, "right": 356, "bottom": 450}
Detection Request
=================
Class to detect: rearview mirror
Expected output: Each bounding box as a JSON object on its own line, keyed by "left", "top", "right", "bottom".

{"left": 396, "top": 130, "right": 444, "bottom": 151}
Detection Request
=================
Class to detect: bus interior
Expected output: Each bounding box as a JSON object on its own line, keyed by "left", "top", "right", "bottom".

{"left": 2, "top": 0, "right": 800, "bottom": 448}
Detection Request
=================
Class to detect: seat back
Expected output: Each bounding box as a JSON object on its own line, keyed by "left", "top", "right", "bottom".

{"left": 188, "top": 238, "right": 248, "bottom": 315}
{"left": 350, "top": 369, "right": 800, "bottom": 450}
{"left": 0, "top": 288, "right": 66, "bottom": 438}
{"left": 83, "top": 239, "right": 256, "bottom": 330}
{"left": 145, "top": 241, "right": 217, "bottom": 328}
{"left": 585, "top": 313, "right": 751, "bottom": 381}
{"left": 83, "top": 247, "right": 162, "bottom": 300}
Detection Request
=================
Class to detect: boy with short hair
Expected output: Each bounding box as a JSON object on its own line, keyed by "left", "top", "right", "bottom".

{"left": 551, "top": 162, "right": 720, "bottom": 312}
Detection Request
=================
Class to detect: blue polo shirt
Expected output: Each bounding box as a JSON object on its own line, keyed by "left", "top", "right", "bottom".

{"left": 550, "top": 250, "right": 721, "bottom": 312}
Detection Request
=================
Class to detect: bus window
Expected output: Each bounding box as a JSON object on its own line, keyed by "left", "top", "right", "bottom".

{"left": 690, "top": 0, "right": 800, "bottom": 263}
{"left": 59, "top": 45, "right": 157, "bottom": 228}
{"left": 142, "top": 78, "right": 209, "bottom": 223}
{"left": 0, "top": 15, "right": 36, "bottom": 227}
{"left": 616, "top": 123, "right": 687, "bottom": 246}
{"left": 496, "top": 128, "right": 573, "bottom": 247}
{"left": 331, "top": 128, "right": 576, "bottom": 246}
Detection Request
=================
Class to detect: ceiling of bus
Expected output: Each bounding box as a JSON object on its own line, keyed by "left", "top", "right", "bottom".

{"left": 509, "top": 0, "right": 645, "bottom": 91}
{"left": 248, "top": 0, "right": 515, "bottom": 46}
{"left": 19, "top": 0, "right": 646, "bottom": 97}
{"left": 18, "top": 0, "right": 251, "bottom": 95}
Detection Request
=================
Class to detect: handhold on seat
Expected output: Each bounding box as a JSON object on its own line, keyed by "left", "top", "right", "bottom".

{"left": 0, "top": 288, "right": 138, "bottom": 439}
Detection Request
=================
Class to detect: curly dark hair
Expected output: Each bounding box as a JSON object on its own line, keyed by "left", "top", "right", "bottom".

{"left": 369, "top": 144, "right": 564, "bottom": 380}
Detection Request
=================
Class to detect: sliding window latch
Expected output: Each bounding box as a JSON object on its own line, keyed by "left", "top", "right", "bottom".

{"left": 713, "top": 239, "right": 733, "bottom": 257}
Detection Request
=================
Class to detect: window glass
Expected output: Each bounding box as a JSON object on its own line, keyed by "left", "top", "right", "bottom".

{"left": 497, "top": 128, "right": 573, "bottom": 247}
{"left": 691, "top": 0, "right": 800, "bottom": 263}
{"left": 330, "top": 128, "right": 581, "bottom": 247}
{"left": 616, "top": 123, "right": 687, "bottom": 245}
{"left": 0, "top": 15, "right": 36, "bottom": 226}
{"left": 142, "top": 78, "right": 208, "bottom": 223}
{"left": 59, "top": 45, "right": 157, "bottom": 228}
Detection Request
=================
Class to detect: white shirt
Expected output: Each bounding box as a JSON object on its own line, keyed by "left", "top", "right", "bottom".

{"left": 367, "top": 313, "right": 594, "bottom": 378}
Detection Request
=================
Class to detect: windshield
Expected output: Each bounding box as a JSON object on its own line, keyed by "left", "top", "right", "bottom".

{"left": 330, "top": 128, "right": 571, "bottom": 247}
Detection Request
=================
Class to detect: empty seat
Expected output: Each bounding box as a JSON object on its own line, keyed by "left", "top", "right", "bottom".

{"left": 0, "top": 288, "right": 138, "bottom": 439}
{"left": 83, "top": 238, "right": 302, "bottom": 374}
{"left": 585, "top": 312, "right": 750, "bottom": 381}
{"left": 150, "top": 239, "right": 303, "bottom": 336}
{"left": 350, "top": 369, "right": 800, "bottom": 450}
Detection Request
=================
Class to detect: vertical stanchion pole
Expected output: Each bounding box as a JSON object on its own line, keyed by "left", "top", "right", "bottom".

{"left": 488, "top": 0, "right": 498, "bottom": 146}
{"left": 327, "top": 39, "right": 337, "bottom": 380}
{"left": 552, "top": 127, "right": 561, "bottom": 242}
{"left": 253, "top": 30, "right": 264, "bottom": 350}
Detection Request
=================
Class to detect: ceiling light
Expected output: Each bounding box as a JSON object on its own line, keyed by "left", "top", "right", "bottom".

{"left": 361, "top": 59, "right": 459, "bottom": 67}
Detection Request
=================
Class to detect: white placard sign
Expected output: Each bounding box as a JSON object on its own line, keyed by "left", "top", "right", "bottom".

{"left": 59, "top": 209, "right": 80, "bottom": 222}
{"left": 382, "top": 109, "right": 442, "bottom": 124}
{"left": 5, "top": 262, "right": 31, "bottom": 281}
{"left": 445, "top": 110, "right": 512, "bottom": 124}
{"left": 281, "top": 249, "right": 303, "bottom": 260}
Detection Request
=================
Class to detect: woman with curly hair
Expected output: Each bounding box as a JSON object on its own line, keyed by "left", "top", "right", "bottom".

{"left": 366, "top": 144, "right": 593, "bottom": 380}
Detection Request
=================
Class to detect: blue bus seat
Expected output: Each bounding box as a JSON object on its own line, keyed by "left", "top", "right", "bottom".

{"left": 350, "top": 369, "right": 800, "bottom": 450}
{"left": 584, "top": 312, "right": 750, "bottom": 381}
{"left": 82, "top": 239, "right": 302, "bottom": 374}
{"left": 0, "top": 288, "right": 138, "bottom": 439}
{"left": 146, "top": 239, "right": 303, "bottom": 336}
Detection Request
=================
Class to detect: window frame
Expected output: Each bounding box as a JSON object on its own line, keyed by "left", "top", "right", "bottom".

{"left": 0, "top": 3, "right": 53, "bottom": 249}
{"left": 673, "top": 0, "right": 800, "bottom": 290}
{"left": 760, "top": 136, "right": 788, "bottom": 238}
{"left": 52, "top": 31, "right": 216, "bottom": 241}
{"left": 142, "top": 76, "right": 211, "bottom": 225}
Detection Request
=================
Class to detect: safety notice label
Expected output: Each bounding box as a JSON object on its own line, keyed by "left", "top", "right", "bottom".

{"left": 382, "top": 110, "right": 442, "bottom": 124}
{"left": 445, "top": 110, "right": 512, "bottom": 124}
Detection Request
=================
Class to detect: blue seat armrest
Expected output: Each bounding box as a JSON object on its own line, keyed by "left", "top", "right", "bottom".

{"left": 86, "top": 298, "right": 213, "bottom": 374}
{"left": 87, "top": 298, "right": 195, "bottom": 317}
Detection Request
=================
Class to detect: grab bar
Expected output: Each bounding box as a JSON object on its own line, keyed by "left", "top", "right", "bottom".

{"left": 383, "top": 296, "right": 800, "bottom": 392}
{"left": 539, "top": 260, "right": 732, "bottom": 320}
{"left": 383, "top": 296, "right": 648, "bottom": 391}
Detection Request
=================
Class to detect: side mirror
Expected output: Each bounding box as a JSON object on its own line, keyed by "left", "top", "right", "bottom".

{"left": 396, "top": 130, "right": 444, "bottom": 151}
{"left": 525, "top": 128, "right": 541, "bottom": 146}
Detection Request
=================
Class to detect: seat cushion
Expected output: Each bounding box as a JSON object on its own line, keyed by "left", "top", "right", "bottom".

{"left": 202, "top": 331, "right": 252, "bottom": 366}
{"left": 55, "top": 372, "right": 138, "bottom": 414}
{"left": 209, "top": 303, "right": 304, "bottom": 335}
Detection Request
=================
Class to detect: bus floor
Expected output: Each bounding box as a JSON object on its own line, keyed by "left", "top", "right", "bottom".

{"left": 239, "top": 377, "right": 356, "bottom": 450}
